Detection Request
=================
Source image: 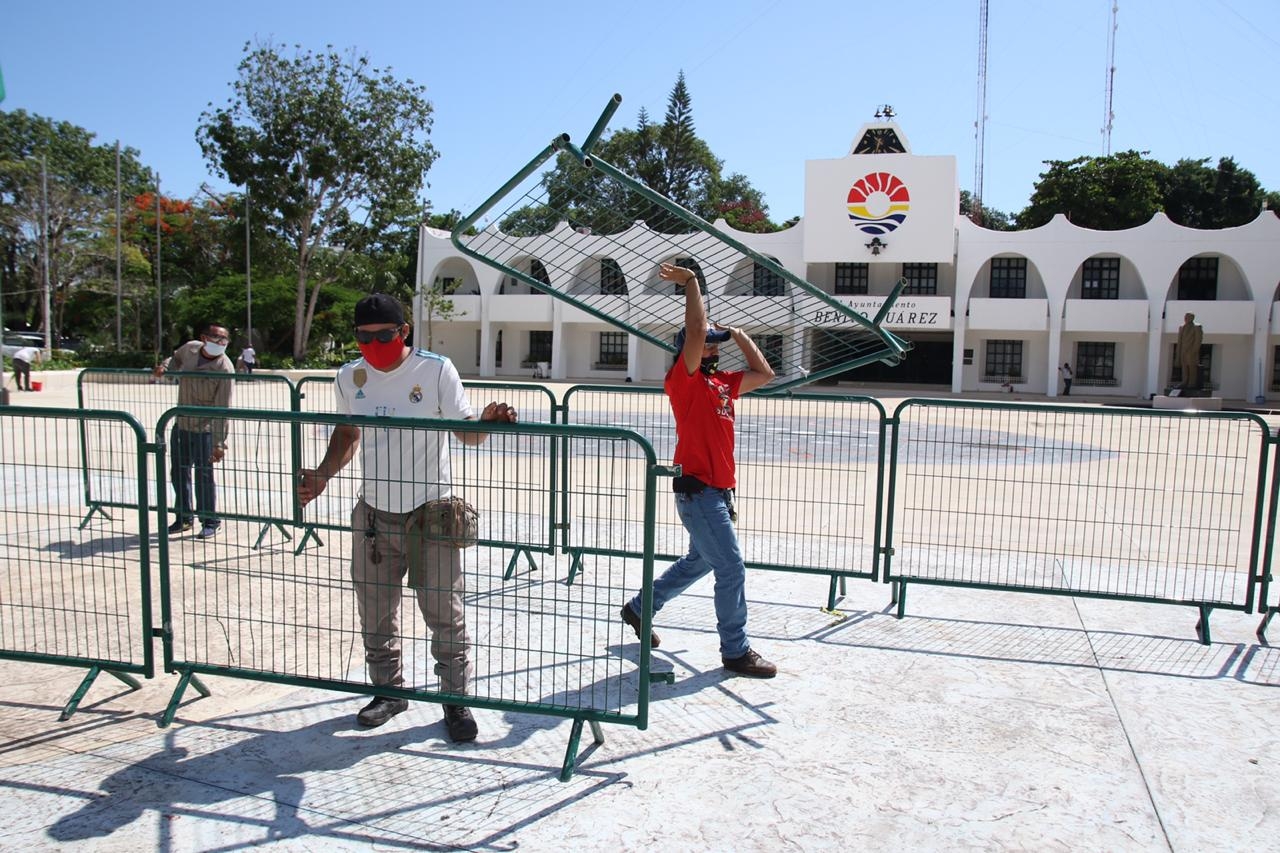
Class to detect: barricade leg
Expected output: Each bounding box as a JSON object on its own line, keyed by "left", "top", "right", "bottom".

{"left": 565, "top": 550, "right": 585, "bottom": 585}
{"left": 1195, "top": 605, "right": 1213, "bottom": 646}
{"left": 893, "top": 580, "right": 907, "bottom": 618}
{"left": 59, "top": 666, "right": 143, "bottom": 721}
{"left": 159, "top": 669, "right": 213, "bottom": 728}
{"left": 77, "top": 505, "right": 112, "bottom": 529}
{"left": 1258, "top": 610, "right": 1274, "bottom": 645}
{"left": 253, "top": 520, "right": 293, "bottom": 550}
{"left": 293, "top": 526, "right": 324, "bottom": 555}
{"left": 560, "top": 717, "right": 606, "bottom": 782}
{"left": 503, "top": 547, "right": 538, "bottom": 580}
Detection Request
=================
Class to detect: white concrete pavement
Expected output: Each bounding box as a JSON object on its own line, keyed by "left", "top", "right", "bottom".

{"left": 0, "top": 371, "right": 1276, "bottom": 851}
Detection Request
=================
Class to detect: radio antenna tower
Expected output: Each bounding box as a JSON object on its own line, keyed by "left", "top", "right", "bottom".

{"left": 972, "top": 0, "right": 989, "bottom": 226}
{"left": 1102, "top": 1, "right": 1118, "bottom": 154}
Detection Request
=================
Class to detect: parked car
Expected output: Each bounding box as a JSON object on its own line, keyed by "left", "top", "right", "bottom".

{"left": 0, "top": 332, "right": 76, "bottom": 358}
{"left": 2, "top": 333, "right": 45, "bottom": 358}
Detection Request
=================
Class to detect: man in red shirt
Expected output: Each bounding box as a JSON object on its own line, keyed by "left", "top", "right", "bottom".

{"left": 621, "top": 262, "right": 778, "bottom": 677}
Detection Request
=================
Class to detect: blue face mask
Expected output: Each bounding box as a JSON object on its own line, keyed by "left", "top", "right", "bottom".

{"left": 202, "top": 341, "right": 227, "bottom": 358}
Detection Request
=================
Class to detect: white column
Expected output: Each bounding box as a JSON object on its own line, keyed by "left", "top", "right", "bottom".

{"left": 1046, "top": 299, "right": 1063, "bottom": 398}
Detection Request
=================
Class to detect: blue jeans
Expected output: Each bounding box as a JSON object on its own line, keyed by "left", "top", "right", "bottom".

{"left": 170, "top": 429, "right": 217, "bottom": 526}
{"left": 628, "top": 489, "right": 749, "bottom": 659}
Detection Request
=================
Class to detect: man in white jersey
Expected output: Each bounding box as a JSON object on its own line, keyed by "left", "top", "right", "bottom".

{"left": 296, "top": 294, "right": 517, "bottom": 742}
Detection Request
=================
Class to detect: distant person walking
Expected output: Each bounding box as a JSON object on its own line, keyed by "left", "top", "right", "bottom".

{"left": 154, "top": 323, "right": 235, "bottom": 538}
{"left": 1059, "top": 362, "right": 1073, "bottom": 396}
{"left": 11, "top": 345, "right": 40, "bottom": 391}
{"left": 239, "top": 345, "right": 256, "bottom": 374}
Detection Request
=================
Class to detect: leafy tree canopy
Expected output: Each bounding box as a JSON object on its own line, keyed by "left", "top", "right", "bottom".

{"left": 502, "top": 72, "right": 779, "bottom": 236}
{"left": 197, "top": 40, "right": 438, "bottom": 357}
{"left": 1016, "top": 150, "right": 1272, "bottom": 231}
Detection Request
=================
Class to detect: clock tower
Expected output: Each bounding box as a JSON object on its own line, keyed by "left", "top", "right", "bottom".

{"left": 850, "top": 104, "right": 910, "bottom": 155}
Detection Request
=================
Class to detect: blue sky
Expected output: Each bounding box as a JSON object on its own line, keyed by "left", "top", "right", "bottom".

{"left": 3, "top": 0, "right": 1277, "bottom": 223}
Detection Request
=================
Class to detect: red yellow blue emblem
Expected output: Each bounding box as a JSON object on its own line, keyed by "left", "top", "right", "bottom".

{"left": 846, "top": 172, "right": 910, "bottom": 235}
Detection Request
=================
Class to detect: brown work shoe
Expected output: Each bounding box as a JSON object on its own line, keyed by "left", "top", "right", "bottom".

{"left": 620, "top": 604, "right": 660, "bottom": 648}
{"left": 722, "top": 649, "right": 777, "bottom": 678}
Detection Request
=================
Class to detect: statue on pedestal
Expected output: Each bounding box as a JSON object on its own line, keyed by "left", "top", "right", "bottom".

{"left": 1176, "top": 312, "right": 1204, "bottom": 391}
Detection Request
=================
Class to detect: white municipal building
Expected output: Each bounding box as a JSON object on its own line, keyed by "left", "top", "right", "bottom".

{"left": 415, "top": 120, "right": 1280, "bottom": 401}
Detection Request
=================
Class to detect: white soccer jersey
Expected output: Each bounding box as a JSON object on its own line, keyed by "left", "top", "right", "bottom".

{"left": 334, "top": 349, "right": 475, "bottom": 513}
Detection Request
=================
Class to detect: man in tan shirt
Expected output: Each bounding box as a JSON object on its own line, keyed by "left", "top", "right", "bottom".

{"left": 154, "top": 323, "right": 235, "bottom": 538}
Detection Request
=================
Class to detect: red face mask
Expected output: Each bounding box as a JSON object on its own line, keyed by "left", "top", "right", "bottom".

{"left": 358, "top": 337, "right": 407, "bottom": 370}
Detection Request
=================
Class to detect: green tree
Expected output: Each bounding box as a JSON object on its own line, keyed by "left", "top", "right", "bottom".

{"left": 959, "top": 190, "right": 1012, "bottom": 230}
{"left": 530, "top": 73, "right": 777, "bottom": 236}
{"left": 198, "top": 41, "right": 439, "bottom": 358}
{"left": 0, "top": 110, "right": 151, "bottom": 341}
{"left": 1016, "top": 150, "right": 1168, "bottom": 230}
{"left": 1162, "top": 156, "right": 1268, "bottom": 229}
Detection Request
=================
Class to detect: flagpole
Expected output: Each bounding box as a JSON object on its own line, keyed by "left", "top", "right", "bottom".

{"left": 115, "top": 141, "right": 122, "bottom": 351}
{"left": 246, "top": 187, "right": 252, "bottom": 346}
{"left": 155, "top": 174, "right": 162, "bottom": 356}
{"left": 41, "top": 156, "right": 52, "bottom": 357}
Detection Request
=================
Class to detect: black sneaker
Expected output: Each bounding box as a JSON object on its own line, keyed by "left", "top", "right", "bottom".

{"left": 356, "top": 696, "right": 408, "bottom": 728}
{"left": 722, "top": 649, "right": 777, "bottom": 679}
{"left": 197, "top": 523, "right": 220, "bottom": 539}
{"left": 443, "top": 705, "right": 478, "bottom": 742}
{"left": 167, "top": 519, "right": 193, "bottom": 534}
{"left": 620, "top": 604, "right": 660, "bottom": 648}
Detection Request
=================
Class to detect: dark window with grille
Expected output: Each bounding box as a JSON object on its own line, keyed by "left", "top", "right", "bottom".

{"left": 529, "top": 259, "right": 550, "bottom": 294}
{"left": 1081, "top": 258, "right": 1120, "bottom": 300}
{"left": 598, "top": 332, "right": 627, "bottom": 366}
{"left": 1272, "top": 346, "right": 1280, "bottom": 390}
{"left": 1075, "top": 341, "right": 1116, "bottom": 384}
{"left": 989, "top": 258, "right": 1027, "bottom": 298}
{"left": 674, "top": 256, "right": 707, "bottom": 294}
{"left": 902, "top": 263, "right": 938, "bottom": 295}
{"left": 834, "top": 262, "right": 869, "bottom": 295}
{"left": 1177, "top": 257, "right": 1218, "bottom": 300}
{"left": 983, "top": 340, "right": 1023, "bottom": 381}
{"left": 527, "top": 330, "right": 553, "bottom": 363}
{"left": 436, "top": 276, "right": 460, "bottom": 294}
{"left": 600, "top": 258, "right": 626, "bottom": 294}
{"left": 753, "top": 261, "right": 785, "bottom": 296}
{"left": 758, "top": 334, "right": 783, "bottom": 370}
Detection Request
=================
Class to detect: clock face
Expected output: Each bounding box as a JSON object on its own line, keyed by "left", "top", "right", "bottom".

{"left": 854, "top": 127, "right": 905, "bottom": 154}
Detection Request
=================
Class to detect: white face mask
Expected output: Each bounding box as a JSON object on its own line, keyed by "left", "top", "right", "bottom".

{"left": 202, "top": 342, "right": 227, "bottom": 357}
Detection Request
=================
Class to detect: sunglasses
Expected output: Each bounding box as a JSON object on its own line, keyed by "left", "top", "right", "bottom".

{"left": 354, "top": 327, "right": 402, "bottom": 344}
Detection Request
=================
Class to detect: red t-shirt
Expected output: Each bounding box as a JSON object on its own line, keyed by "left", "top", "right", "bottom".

{"left": 664, "top": 361, "right": 744, "bottom": 489}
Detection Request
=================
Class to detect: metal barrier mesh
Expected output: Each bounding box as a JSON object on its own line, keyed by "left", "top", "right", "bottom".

{"left": 295, "top": 377, "right": 560, "bottom": 553}
{"left": 562, "top": 386, "right": 884, "bottom": 579}
{"left": 162, "top": 410, "right": 654, "bottom": 725}
{"left": 78, "top": 369, "right": 295, "bottom": 513}
{"left": 888, "top": 402, "right": 1267, "bottom": 607}
{"left": 453, "top": 99, "right": 910, "bottom": 392}
{"left": 0, "top": 409, "right": 150, "bottom": 672}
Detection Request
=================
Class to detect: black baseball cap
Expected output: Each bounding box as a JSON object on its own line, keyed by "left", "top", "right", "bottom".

{"left": 354, "top": 293, "right": 405, "bottom": 326}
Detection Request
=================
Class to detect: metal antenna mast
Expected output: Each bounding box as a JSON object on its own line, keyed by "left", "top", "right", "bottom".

{"left": 1102, "top": 1, "right": 1118, "bottom": 154}
{"left": 973, "top": 0, "right": 989, "bottom": 225}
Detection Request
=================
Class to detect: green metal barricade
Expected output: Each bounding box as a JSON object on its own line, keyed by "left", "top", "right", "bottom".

{"left": 561, "top": 384, "right": 888, "bottom": 606}
{"left": 156, "top": 407, "right": 665, "bottom": 781}
{"left": 0, "top": 406, "right": 153, "bottom": 719}
{"left": 76, "top": 368, "right": 297, "bottom": 526}
{"left": 884, "top": 399, "right": 1271, "bottom": 643}
{"left": 293, "top": 376, "right": 561, "bottom": 568}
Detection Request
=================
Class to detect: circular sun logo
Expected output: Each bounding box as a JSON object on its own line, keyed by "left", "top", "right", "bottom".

{"left": 846, "top": 172, "right": 910, "bottom": 235}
